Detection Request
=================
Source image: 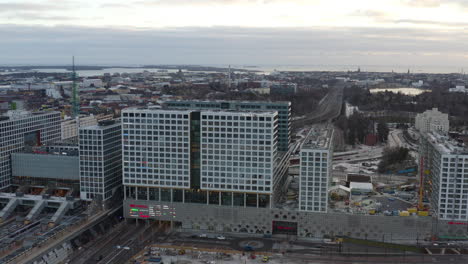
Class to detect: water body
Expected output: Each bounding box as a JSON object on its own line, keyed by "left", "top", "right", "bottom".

{"left": 369, "top": 88, "right": 430, "bottom": 95}
{"left": 1, "top": 64, "right": 464, "bottom": 76}
{"left": 31, "top": 68, "right": 181, "bottom": 77}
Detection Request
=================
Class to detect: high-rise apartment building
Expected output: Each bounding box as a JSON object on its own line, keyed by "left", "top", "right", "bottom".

{"left": 0, "top": 111, "right": 61, "bottom": 189}
{"left": 420, "top": 131, "right": 468, "bottom": 221}
{"left": 299, "top": 126, "right": 334, "bottom": 212}
{"left": 122, "top": 107, "right": 288, "bottom": 208}
{"left": 164, "top": 100, "right": 291, "bottom": 151}
{"left": 79, "top": 120, "right": 122, "bottom": 201}
{"left": 415, "top": 108, "right": 449, "bottom": 134}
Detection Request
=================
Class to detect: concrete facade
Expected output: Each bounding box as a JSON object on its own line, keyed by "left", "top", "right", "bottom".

{"left": 164, "top": 100, "right": 291, "bottom": 152}
{"left": 299, "top": 126, "right": 334, "bottom": 212}
{"left": 0, "top": 111, "right": 61, "bottom": 189}
{"left": 415, "top": 108, "right": 449, "bottom": 134}
{"left": 79, "top": 120, "right": 122, "bottom": 201}
{"left": 124, "top": 200, "right": 468, "bottom": 241}
{"left": 420, "top": 131, "right": 468, "bottom": 221}
{"left": 11, "top": 153, "right": 79, "bottom": 181}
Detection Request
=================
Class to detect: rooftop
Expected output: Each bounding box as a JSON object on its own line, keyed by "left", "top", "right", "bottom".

{"left": 123, "top": 107, "right": 277, "bottom": 115}
{"left": 425, "top": 131, "right": 468, "bottom": 155}
{"left": 302, "top": 125, "right": 333, "bottom": 150}
{"left": 1, "top": 110, "right": 59, "bottom": 122}
{"left": 81, "top": 119, "right": 120, "bottom": 130}
{"left": 164, "top": 99, "right": 291, "bottom": 105}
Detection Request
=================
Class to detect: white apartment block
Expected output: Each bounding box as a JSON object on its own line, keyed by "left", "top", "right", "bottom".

{"left": 0, "top": 111, "right": 61, "bottom": 188}
{"left": 79, "top": 120, "right": 122, "bottom": 201}
{"left": 415, "top": 108, "right": 449, "bottom": 134}
{"left": 61, "top": 114, "right": 113, "bottom": 140}
{"left": 299, "top": 126, "right": 334, "bottom": 212}
{"left": 122, "top": 107, "right": 285, "bottom": 208}
{"left": 200, "top": 110, "right": 278, "bottom": 194}
{"left": 420, "top": 131, "right": 468, "bottom": 221}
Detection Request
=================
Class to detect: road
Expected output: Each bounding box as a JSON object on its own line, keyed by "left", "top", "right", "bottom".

{"left": 69, "top": 220, "right": 168, "bottom": 264}
{"left": 293, "top": 81, "right": 345, "bottom": 128}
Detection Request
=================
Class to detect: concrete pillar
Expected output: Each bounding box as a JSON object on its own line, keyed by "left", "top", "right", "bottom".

{"left": 124, "top": 186, "right": 126, "bottom": 200}
{"left": 269, "top": 194, "right": 272, "bottom": 209}
{"left": 170, "top": 188, "right": 173, "bottom": 203}
{"left": 231, "top": 192, "right": 234, "bottom": 207}
{"left": 207, "top": 191, "right": 209, "bottom": 205}
{"left": 244, "top": 193, "right": 246, "bottom": 208}
{"left": 158, "top": 188, "right": 161, "bottom": 201}
{"left": 256, "top": 193, "right": 259, "bottom": 208}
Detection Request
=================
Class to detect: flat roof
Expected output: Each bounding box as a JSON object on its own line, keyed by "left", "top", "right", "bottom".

{"left": 350, "top": 182, "right": 373, "bottom": 190}
{"left": 302, "top": 125, "right": 333, "bottom": 150}
{"left": 424, "top": 131, "right": 468, "bottom": 155}
{"left": 123, "top": 107, "right": 277, "bottom": 115}
{"left": 164, "top": 99, "right": 291, "bottom": 105}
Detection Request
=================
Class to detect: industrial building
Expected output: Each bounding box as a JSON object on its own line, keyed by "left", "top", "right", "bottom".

{"left": 121, "top": 107, "right": 290, "bottom": 209}
{"left": 0, "top": 111, "right": 61, "bottom": 189}
{"left": 79, "top": 120, "right": 122, "bottom": 201}
{"left": 299, "top": 126, "right": 333, "bottom": 212}
{"left": 11, "top": 142, "right": 79, "bottom": 190}
{"left": 415, "top": 108, "right": 449, "bottom": 134}
{"left": 420, "top": 131, "right": 468, "bottom": 221}
{"left": 164, "top": 100, "right": 291, "bottom": 152}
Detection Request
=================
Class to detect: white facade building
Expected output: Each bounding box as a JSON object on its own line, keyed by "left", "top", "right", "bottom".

{"left": 82, "top": 79, "right": 103, "bottom": 88}
{"left": 420, "top": 131, "right": 468, "bottom": 221}
{"left": 122, "top": 107, "right": 287, "bottom": 208}
{"left": 0, "top": 111, "right": 61, "bottom": 188}
{"left": 449, "top": 85, "right": 467, "bottom": 93}
{"left": 61, "top": 114, "right": 113, "bottom": 140}
{"left": 79, "top": 120, "right": 122, "bottom": 201}
{"left": 415, "top": 108, "right": 449, "bottom": 134}
{"left": 299, "top": 126, "right": 334, "bottom": 212}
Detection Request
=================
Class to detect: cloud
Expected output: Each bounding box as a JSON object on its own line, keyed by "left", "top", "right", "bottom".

{"left": 400, "top": 0, "right": 441, "bottom": 7}
{"left": 0, "top": 1, "right": 76, "bottom": 12}
{"left": 401, "top": 0, "right": 468, "bottom": 8}
{"left": 132, "top": 0, "right": 316, "bottom": 6}
{"left": 0, "top": 25, "right": 467, "bottom": 71}
{"left": 394, "top": 19, "right": 468, "bottom": 27}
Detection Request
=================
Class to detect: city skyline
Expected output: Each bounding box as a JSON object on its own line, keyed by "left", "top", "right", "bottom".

{"left": 1, "top": 0, "right": 468, "bottom": 68}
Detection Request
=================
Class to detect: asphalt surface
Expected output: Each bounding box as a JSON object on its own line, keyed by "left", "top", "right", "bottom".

{"left": 293, "top": 81, "right": 344, "bottom": 127}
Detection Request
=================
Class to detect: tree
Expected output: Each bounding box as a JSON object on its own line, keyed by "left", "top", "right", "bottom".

{"left": 377, "top": 123, "right": 390, "bottom": 142}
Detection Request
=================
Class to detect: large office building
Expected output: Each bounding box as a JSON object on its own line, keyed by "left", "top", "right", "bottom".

{"left": 0, "top": 111, "right": 61, "bottom": 189}
{"left": 164, "top": 100, "right": 291, "bottom": 152}
{"left": 415, "top": 108, "right": 449, "bottom": 134}
{"left": 79, "top": 120, "right": 122, "bottom": 201}
{"left": 299, "top": 126, "right": 334, "bottom": 212}
{"left": 420, "top": 131, "right": 468, "bottom": 221}
{"left": 122, "top": 107, "right": 289, "bottom": 209}
{"left": 11, "top": 143, "right": 79, "bottom": 188}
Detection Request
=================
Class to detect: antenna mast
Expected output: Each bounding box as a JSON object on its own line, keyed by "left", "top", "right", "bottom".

{"left": 71, "top": 56, "right": 80, "bottom": 118}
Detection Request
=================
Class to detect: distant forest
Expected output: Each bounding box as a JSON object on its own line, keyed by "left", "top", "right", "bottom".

{"left": 344, "top": 86, "right": 468, "bottom": 127}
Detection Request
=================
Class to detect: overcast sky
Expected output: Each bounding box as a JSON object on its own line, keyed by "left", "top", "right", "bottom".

{"left": 1, "top": 0, "right": 468, "bottom": 70}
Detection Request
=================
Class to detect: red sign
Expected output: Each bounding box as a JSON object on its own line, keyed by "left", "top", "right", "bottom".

{"left": 276, "top": 226, "right": 294, "bottom": 230}
{"left": 130, "top": 204, "right": 148, "bottom": 208}
{"left": 448, "top": 221, "right": 468, "bottom": 226}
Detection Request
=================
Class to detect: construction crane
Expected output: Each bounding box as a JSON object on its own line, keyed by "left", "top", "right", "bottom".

{"left": 418, "top": 157, "right": 425, "bottom": 211}
{"left": 71, "top": 56, "right": 80, "bottom": 118}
